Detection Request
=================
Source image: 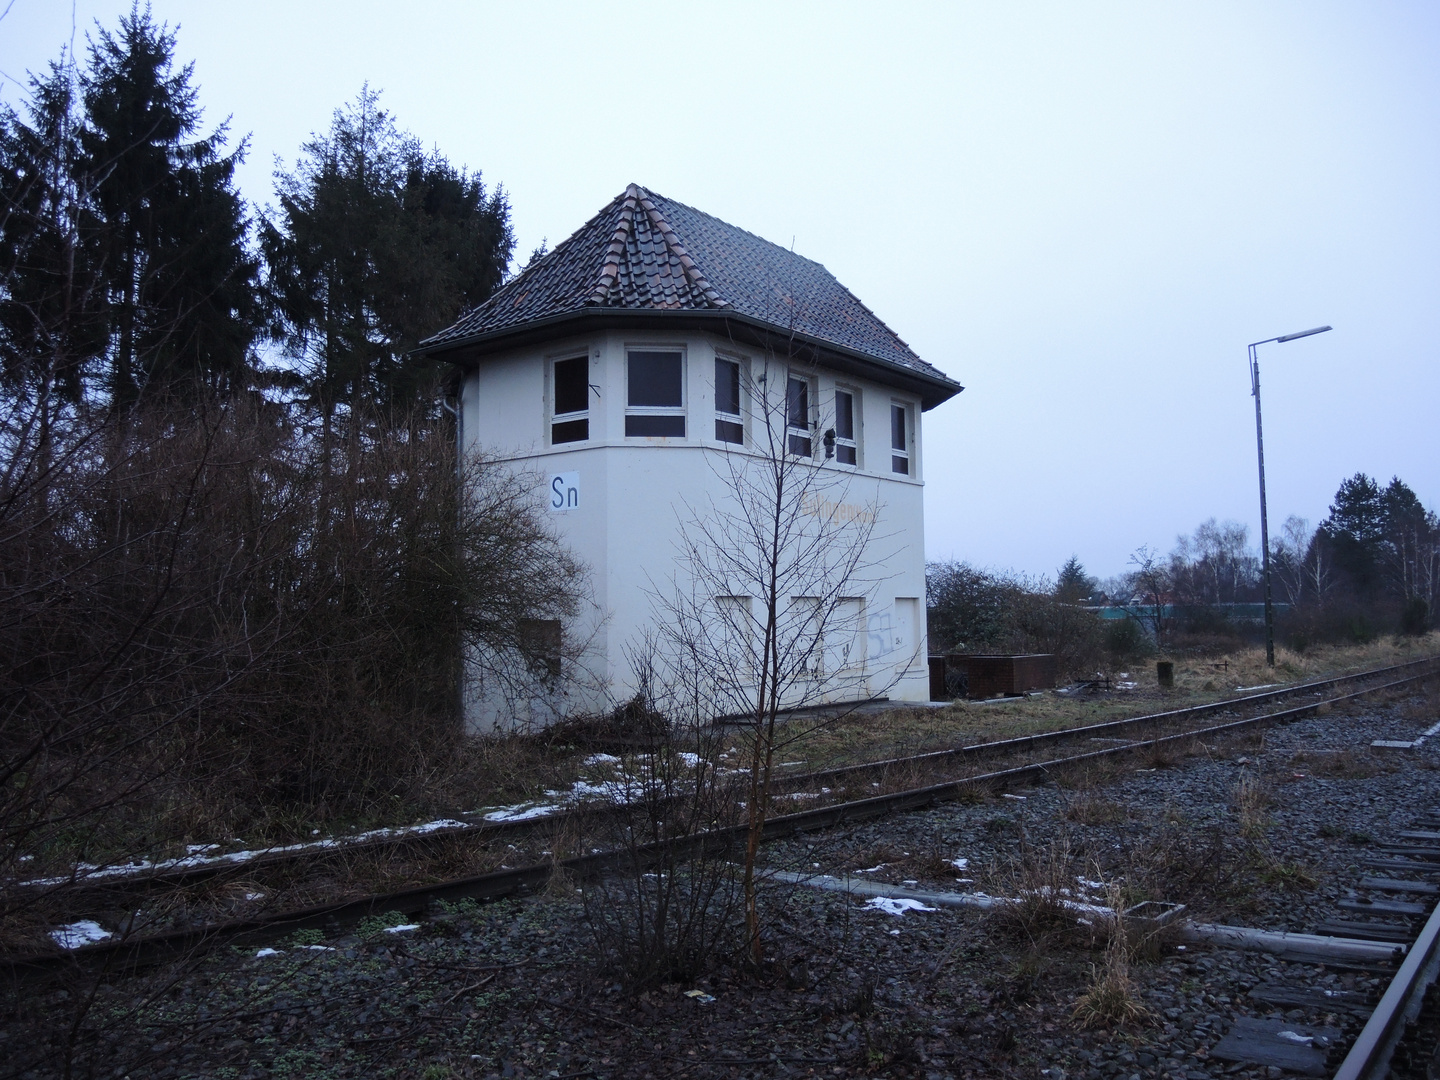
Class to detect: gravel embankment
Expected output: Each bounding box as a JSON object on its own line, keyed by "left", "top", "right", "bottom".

{"left": 8, "top": 687, "right": 1438, "bottom": 1080}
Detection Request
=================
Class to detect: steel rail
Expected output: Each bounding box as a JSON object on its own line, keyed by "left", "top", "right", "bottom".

{"left": 1331, "top": 876, "right": 1440, "bottom": 1080}
{"left": 10, "top": 660, "right": 1435, "bottom": 983}
{"left": 20, "top": 655, "right": 1437, "bottom": 899}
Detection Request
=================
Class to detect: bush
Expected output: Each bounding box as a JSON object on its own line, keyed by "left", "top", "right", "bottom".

{"left": 1104, "top": 618, "right": 1150, "bottom": 662}
{"left": 0, "top": 392, "right": 585, "bottom": 898}
{"left": 926, "top": 561, "right": 1106, "bottom": 676}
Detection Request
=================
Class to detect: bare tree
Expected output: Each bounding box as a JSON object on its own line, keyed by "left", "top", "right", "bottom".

{"left": 1124, "top": 545, "right": 1172, "bottom": 648}
{"left": 645, "top": 355, "right": 907, "bottom": 965}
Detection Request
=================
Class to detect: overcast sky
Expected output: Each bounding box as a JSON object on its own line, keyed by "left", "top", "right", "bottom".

{"left": 3, "top": 1, "right": 1436, "bottom": 580}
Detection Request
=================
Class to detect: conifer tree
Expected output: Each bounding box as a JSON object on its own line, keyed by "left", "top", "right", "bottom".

{"left": 1, "top": 56, "right": 107, "bottom": 424}
{"left": 262, "top": 88, "right": 513, "bottom": 418}
{"left": 79, "top": 5, "right": 258, "bottom": 402}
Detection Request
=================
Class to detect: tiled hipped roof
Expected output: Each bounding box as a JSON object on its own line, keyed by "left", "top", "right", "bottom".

{"left": 420, "top": 184, "right": 958, "bottom": 395}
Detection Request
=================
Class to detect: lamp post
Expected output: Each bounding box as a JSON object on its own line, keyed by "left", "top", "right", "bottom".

{"left": 1249, "top": 325, "right": 1332, "bottom": 666}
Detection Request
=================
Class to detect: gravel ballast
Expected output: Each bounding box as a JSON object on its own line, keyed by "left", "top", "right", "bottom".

{"left": 8, "top": 685, "right": 1439, "bottom": 1080}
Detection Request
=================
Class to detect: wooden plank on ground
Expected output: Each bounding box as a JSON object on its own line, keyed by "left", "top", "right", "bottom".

{"left": 1246, "top": 983, "right": 1371, "bottom": 1016}
{"left": 1210, "top": 1016, "right": 1340, "bottom": 1077}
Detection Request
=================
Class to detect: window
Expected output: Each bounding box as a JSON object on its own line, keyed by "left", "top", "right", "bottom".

{"left": 517, "top": 618, "right": 562, "bottom": 680}
{"left": 551, "top": 356, "right": 589, "bottom": 444}
{"left": 890, "top": 402, "right": 911, "bottom": 475}
{"left": 626, "top": 350, "right": 685, "bottom": 437}
{"left": 714, "top": 357, "right": 743, "bottom": 444}
{"left": 833, "top": 389, "right": 857, "bottom": 466}
{"left": 786, "top": 376, "right": 812, "bottom": 457}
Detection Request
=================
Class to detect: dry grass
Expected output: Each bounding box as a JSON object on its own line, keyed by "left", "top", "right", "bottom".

{"left": 1071, "top": 885, "right": 1153, "bottom": 1029}
{"left": 1231, "top": 773, "right": 1272, "bottom": 838}
{"left": 1062, "top": 793, "right": 1128, "bottom": 826}
{"left": 720, "top": 635, "right": 1438, "bottom": 777}
{"left": 987, "top": 832, "right": 1092, "bottom": 947}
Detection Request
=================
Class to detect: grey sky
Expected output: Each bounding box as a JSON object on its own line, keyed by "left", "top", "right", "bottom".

{"left": 3, "top": 1, "right": 1436, "bottom": 579}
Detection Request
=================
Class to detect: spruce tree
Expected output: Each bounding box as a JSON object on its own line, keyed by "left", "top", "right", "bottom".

{"left": 0, "top": 56, "right": 109, "bottom": 410}
{"left": 262, "top": 88, "right": 513, "bottom": 417}
{"left": 80, "top": 5, "right": 258, "bottom": 402}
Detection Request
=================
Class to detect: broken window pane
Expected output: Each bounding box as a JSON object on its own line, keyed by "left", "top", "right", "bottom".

{"left": 786, "top": 377, "right": 809, "bottom": 430}
{"left": 554, "top": 356, "right": 588, "bottom": 416}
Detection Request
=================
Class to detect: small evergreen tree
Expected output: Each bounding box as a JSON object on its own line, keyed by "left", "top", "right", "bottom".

{"left": 1054, "top": 555, "right": 1096, "bottom": 603}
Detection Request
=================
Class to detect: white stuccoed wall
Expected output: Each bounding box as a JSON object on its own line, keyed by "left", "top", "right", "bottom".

{"left": 459, "top": 328, "right": 933, "bottom": 732}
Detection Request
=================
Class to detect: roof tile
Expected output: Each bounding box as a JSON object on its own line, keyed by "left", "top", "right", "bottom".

{"left": 421, "top": 184, "right": 955, "bottom": 390}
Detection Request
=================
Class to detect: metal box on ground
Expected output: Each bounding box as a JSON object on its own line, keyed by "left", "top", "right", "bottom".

{"left": 958, "top": 654, "right": 1056, "bottom": 699}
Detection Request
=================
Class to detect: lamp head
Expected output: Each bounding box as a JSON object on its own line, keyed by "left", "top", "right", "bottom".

{"left": 1275, "top": 325, "right": 1332, "bottom": 343}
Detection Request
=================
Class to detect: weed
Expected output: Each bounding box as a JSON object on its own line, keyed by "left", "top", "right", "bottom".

{"left": 281, "top": 927, "right": 325, "bottom": 947}
{"left": 1231, "top": 773, "right": 1272, "bottom": 838}
{"left": 355, "top": 910, "right": 411, "bottom": 937}
{"left": 1064, "top": 794, "right": 1127, "bottom": 826}
{"left": 1071, "top": 884, "right": 1153, "bottom": 1029}
{"left": 989, "top": 832, "right": 1088, "bottom": 947}
{"left": 1256, "top": 856, "right": 1318, "bottom": 891}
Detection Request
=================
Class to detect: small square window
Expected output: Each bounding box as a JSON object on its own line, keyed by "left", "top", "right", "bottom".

{"left": 787, "top": 376, "right": 812, "bottom": 457}
{"left": 834, "top": 389, "right": 857, "bottom": 466}
{"left": 890, "top": 403, "right": 910, "bottom": 475}
{"left": 551, "top": 356, "right": 589, "bottom": 444}
{"left": 626, "top": 350, "right": 685, "bottom": 438}
{"left": 715, "top": 357, "right": 743, "bottom": 444}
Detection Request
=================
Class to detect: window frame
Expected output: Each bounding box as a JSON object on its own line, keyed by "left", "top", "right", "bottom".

{"left": 890, "top": 401, "right": 912, "bottom": 476}
{"left": 713, "top": 354, "right": 745, "bottom": 446}
{"left": 786, "top": 373, "right": 815, "bottom": 458}
{"left": 549, "top": 354, "right": 591, "bottom": 445}
{"left": 624, "top": 347, "right": 687, "bottom": 439}
{"left": 832, "top": 386, "right": 859, "bottom": 468}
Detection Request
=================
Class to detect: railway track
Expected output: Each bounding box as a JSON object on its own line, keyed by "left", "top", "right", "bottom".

{"left": 11, "top": 655, "right": 1436, "bottom": 988}
{"left": 20, "top": 655, "right": 1437, "bottom": 901}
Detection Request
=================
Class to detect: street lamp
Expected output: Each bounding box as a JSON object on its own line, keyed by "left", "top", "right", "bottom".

{"left": 1249, "top": 324, "right": 1332, "bottom": 666}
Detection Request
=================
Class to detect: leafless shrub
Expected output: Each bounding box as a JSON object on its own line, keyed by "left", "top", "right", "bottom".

{"left": 578, "top": 669, "right": 747, "bottom": 988}
{"left": 0, "top": 391, "right": 585, "bottom": 930}
{"left": 987, "top": 832, "right": 1090, "bottom": 948}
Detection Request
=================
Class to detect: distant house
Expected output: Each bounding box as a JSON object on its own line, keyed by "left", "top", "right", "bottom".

{"left": 417, "top": 185, "right": 963, "bottom": 731}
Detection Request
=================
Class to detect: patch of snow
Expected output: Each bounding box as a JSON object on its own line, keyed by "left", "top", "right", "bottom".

{"left": 297, "top": 944, "right": 335, "bottom": 951}
{"left": 950, "top": 857, "right": 969, "bottom": 870}
{"left": 1002, "top": 793, "right": 1026, "bottom": 800}
{"left": 254, "top": 947, "right": 281, "bottom": 958}
{"left": 481, "top": 803, "right": 562, "bottom": 823}
{"left": 855, "top": 864, "right": 886, "bottom": 874}
{"left": 1237, "top": 683, "right": 1281, "bottom": 692}
{"left": 866, "top": 897, "right": 936, "bottom": 916}
{"left": 382, "top": 923, "right": 420, "bottom": 934}
{"left": 1277, "top": 1031, "right": 1313, "bottom": 1045}
{"left": 20, "top": 818, "right": 473, "bottom": 888}
{"left": 583, "top": 753, "right": 621, "bottom": 766}
{"left": 50, "top": 921, "right": 111, "bottom": 949}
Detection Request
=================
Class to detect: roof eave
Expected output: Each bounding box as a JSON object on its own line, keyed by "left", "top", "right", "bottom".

{"left": 415, "top": 308, "right": 964, "bottom": 410}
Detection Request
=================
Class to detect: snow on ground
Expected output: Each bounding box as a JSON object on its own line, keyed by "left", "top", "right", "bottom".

{"left": 50, "top": 921, "right": 112, "bottom": 949}
{"left": 17, "top": 818, "right": 471, "bottom": 888}
{"left": 866, "top": 897, "right": 936, "bottom": 916}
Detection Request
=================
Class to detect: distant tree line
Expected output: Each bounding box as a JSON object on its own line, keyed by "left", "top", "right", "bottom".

{"left": 928, "top": 472, "right": 1436, "bottom": 670}
{"left": 0, "top": 8, "right": 579, "bottom": 877}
